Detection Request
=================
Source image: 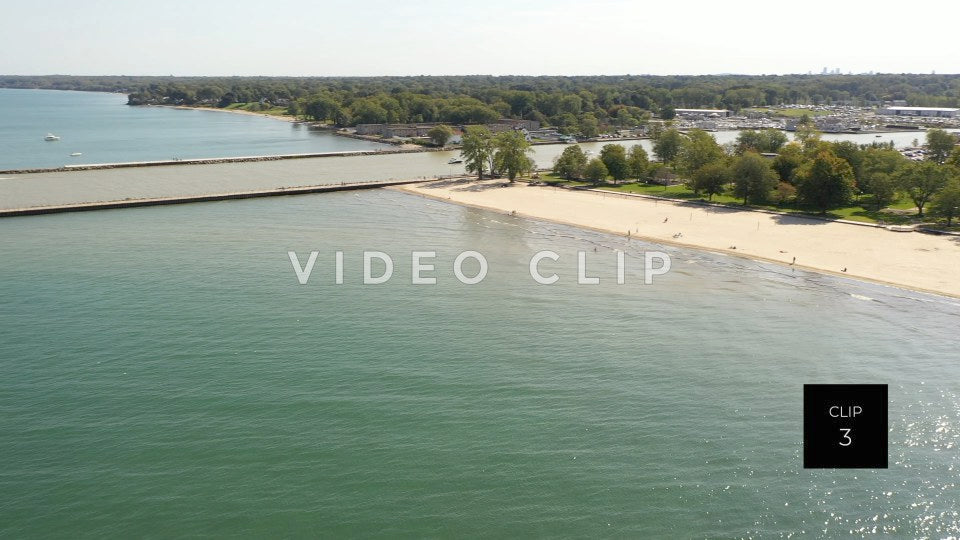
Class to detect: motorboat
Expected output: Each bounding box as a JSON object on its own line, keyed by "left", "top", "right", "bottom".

{"left": 70, "top": 152, "right": 83, "bottom": 157}
{"left": 44, "top": 133, "right": 60, "bottom": 141}
{"left": 448, "top": 157, "right": 463, "bottom": 164}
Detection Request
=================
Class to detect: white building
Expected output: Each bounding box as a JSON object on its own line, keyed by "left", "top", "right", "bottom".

{"left": 675, "top": 108, "right": 731, "bottom": 118}
{"left": 877, "top": 106, "right": 960, "bottom": 118}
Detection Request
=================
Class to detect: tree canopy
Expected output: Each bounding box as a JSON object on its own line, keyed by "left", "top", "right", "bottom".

{"left": 11, "top": 73, "right": 960, "bottom": 136}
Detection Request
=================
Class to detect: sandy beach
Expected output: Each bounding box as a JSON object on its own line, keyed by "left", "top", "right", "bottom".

{"left": 398, "top": 179, "right": 960, "bottom": 298}
{"left": 165, "top": 105, "right": 299, "bottom": 122}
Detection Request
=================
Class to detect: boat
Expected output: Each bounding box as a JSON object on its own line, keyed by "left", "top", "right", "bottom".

{"left": 69, "top": 152, "right": 83, "bottom": 157}
{"left": 44, "top": 133, "right": 60, "bottom": 141}
{"left": 447, "top": 157, "right": 463, "bottom": 164}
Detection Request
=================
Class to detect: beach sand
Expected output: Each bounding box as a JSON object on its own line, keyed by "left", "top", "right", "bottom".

{"left": 166, "top": 105, "right": 299, "bottom": 123}
{"left": 398, "top": 179, "right": 960, "bottom": 298}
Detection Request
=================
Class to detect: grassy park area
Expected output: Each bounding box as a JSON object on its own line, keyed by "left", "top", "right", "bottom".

{"left": 537, "top": 173, "right": 922, "bottom": 225}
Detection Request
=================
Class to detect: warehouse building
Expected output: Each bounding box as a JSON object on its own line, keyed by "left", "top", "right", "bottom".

{"left": 877, "top": 106, "right": 960, "bottom": 118}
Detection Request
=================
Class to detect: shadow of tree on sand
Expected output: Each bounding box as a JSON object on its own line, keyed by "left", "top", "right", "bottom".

{"left": 771, "top": 213, "right": 832, "bottom": 225}
{"left": 415, "top": 177, "right": 513, "bottom": 192}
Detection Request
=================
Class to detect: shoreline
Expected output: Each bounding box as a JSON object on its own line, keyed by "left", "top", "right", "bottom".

{"left": 157, "top": 104, "right": 300, "bottom": 123}
{"left": 396, "top": 179, "right": 960, "bottom": 300}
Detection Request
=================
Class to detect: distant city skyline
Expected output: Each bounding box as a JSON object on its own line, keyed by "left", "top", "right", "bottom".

{"left": 5, "top": 0, "right": 960, "bottom": 76}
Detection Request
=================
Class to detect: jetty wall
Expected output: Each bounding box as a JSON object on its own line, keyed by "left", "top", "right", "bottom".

{"left": 0, "top": 178, "right": 432, "bottom": 218}
{"left": 0, "top": 147, "right": 443, "bottom": 175}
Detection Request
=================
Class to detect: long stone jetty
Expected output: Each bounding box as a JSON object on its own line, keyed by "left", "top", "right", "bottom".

{"left": 0, "top": 178, "right": 432, "bottom": 218}
{"left": 0, "top": 147, "right": 440, "bottom": 175}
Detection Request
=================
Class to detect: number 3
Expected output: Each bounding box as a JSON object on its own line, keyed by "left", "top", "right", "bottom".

{"left": 839, "top": 428, "right": 852, "bottom": 447}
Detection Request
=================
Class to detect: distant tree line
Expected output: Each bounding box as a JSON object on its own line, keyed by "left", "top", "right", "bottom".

{"left": 554, "top": 124, "right": 960, "bottom": 224}
{"left": 5, "top": 74, "right": 960, "bottom": 134}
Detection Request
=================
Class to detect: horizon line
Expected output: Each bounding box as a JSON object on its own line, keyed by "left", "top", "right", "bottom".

{"left": 3, "top": 72, "right": 960, "bottom": 78}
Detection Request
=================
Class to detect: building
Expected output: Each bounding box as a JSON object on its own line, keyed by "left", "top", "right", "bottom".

{"left": 497, "top": 118, "right": 541, "bottom": 130}
{"left": 675, "top": 109, "right": 731, "bottom": 118}
{"left": 354, "top": 123, "right": 440, "bottom": 138}
{"left": 356, "top": 119, "right": 539, "bottom": 138}
{"left": 526, "top": 128, "right": 564, "bottom": 142}
{"left": 877, "top": 107, "right": 960, "bottom": 118}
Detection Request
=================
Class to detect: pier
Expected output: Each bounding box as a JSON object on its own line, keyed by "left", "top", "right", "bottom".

{"left": 0, "top": 147, "right": 442, "bottom": 175}
{"left": 0, "top": 178, "right": 433, "bottom": 218}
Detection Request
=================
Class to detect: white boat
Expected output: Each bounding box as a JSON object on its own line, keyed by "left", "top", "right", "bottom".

{"left": 448, "top": 157, "right": 463, "bottom": 164}
{"left": 44, "top": 133, "right": 60, "bottom": 141}
{"left": 70, "top": 152, "right": 83, "bottom": 157}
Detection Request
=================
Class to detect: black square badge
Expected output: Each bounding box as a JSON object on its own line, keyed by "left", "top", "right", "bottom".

{"left": 803, "top": 384, "right": 888, "bottom": 468}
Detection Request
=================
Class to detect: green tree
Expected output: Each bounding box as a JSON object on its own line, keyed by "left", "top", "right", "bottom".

{"left": 925, "top": 128, "right": 956, "bottom": 164}
{"left": 897, "top": 161, "right": 951, "bottom": 216}
{"left": 930, "top": 179, "right": 960, "bottom": 226}
{"left": 793, "top": 114, "right": 821, "bottom": 149}
{"left": 350, "top": 98, "right": 389, "bottom": 124}
{"left": 460, "top": 126, "right": 494, "bottom": 180}
{"left": 677, "top": 129, "right": 725, "bottom": 176}
{"left": 626, "top": 145, "right": 650, "bottom": 181}
{"left": 731, "top": 151, "right": 778, "bottom": 205}
{"left": 493, "top": 130, "right": 534, "bottom": 182}
{"left": 735, "top": 128, "right": 788, "bottom": 154}
{"left": 600, "top": 144, "right": 629, "bottom": 183}
{"left": 795, "top": 150, "right": 856, "bottom": 213}
{"left": 771, "top": 142, "right": 804, "bottom": 184}
{"left": 660, "top": 105, "right": 676, "bottom": 120}
{"left": 860, "top": 147, "right": 907, "bottom": 210}
{"left": 830, "top": 141, "right": 865, "bottom": 187}
{"left": 774, "top": 182, "right": 797, "bottom": 206}
{"left": 865, "top": 173, "right": 898, "bottom": 211}
{"left": 427, "top": 125, "right": 454, "bottom": 147}
{"left": 690, "top": 162, "right": 730, "bottom": 201}
{"left": 303, "top": 95, "right": 343, "bottom": 124}
{"left": 653, "top": 128, "right": 683, "bottom": 164}
{"left": 553, "top": 145, "right": 588, "bottom": 180}
{"left": 947, "top": 146, "right": 960, "bottom": 169}
{"left": 584, "top": 158, "right": 609, "bottom": 184}
{"left": 579, "top": 114, "right": 600, "bottom": 138}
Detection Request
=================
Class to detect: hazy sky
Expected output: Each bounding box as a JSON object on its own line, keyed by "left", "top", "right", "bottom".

{"left": 4, "top": 0, "right": 958, "bottom": 76}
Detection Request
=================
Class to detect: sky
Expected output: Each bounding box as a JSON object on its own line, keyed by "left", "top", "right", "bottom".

{"left": 3, "top": 0, "right": 959, "bottom": 76}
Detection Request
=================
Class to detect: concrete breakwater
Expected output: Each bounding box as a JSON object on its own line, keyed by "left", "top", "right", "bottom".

{"left": 0, "top": 147, "right": 442, "bottom": 175}
{"left": 0, "top": 178, "right": 434, "bottom": 218}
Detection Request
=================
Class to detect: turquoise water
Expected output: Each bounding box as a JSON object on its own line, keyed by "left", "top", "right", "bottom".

{"left": 0, "top": 89, "right": 386, "bottom": 170}
{"left": 2, "top": 192, "right": 959, "bottom": 537}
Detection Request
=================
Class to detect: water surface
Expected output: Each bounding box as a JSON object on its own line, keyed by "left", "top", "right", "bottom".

{"left": 1, "top": 192, "right": 958, "bottom": 537}
{"left": 0, "top": 88, "right": 387, "bottom": 170}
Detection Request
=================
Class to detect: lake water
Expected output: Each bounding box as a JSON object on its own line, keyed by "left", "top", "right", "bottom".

{"left": 3, "top": 89, "right": 960, "bottom": 537}
{"left": 1, "top": 191, "right": 959, "bottom": 537}
{"left": 0, "top": 88, "right": 387, "bottom": 170}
